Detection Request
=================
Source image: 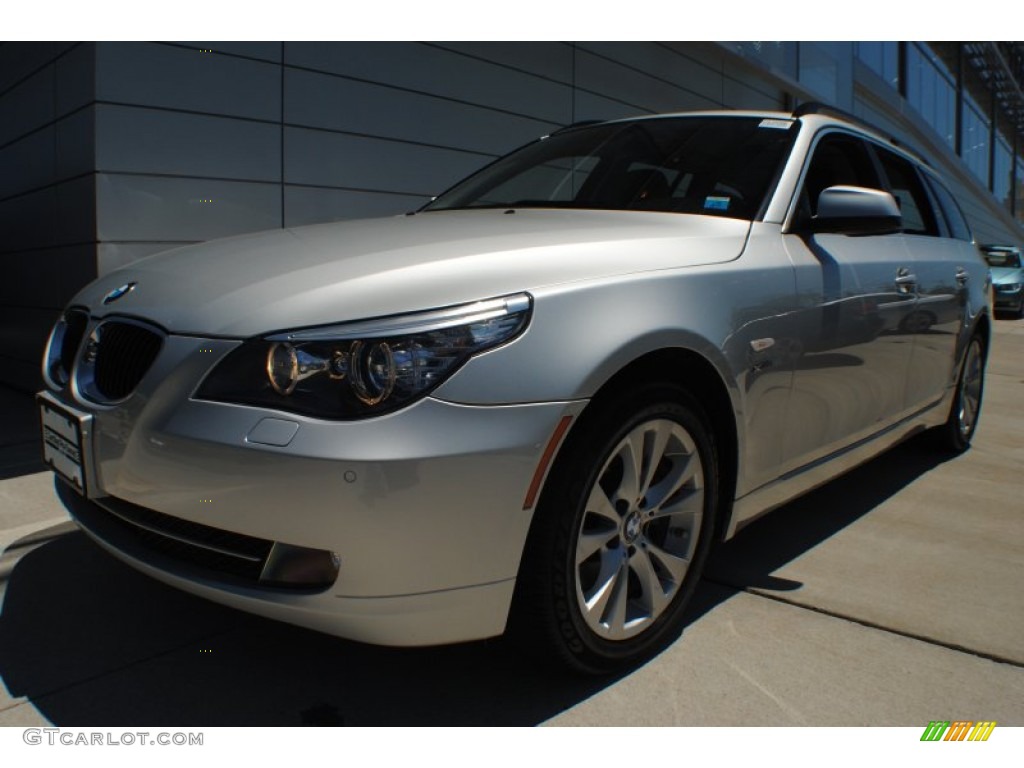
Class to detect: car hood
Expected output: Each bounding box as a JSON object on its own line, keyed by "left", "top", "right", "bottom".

{"left": 75, "top": 209, "right": 750, "bottom": 337}
{"left": 989, "top": 267, "right": 1023, "bottom": 284}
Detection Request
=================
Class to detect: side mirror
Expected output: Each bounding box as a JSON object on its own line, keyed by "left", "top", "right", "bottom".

{"left": 811, "top": 185, "right": 902, "bottom": 235}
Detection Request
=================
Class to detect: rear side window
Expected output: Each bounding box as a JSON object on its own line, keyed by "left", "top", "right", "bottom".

{"left": 875, "top": 148, "right": 939, "bottom": 236}
{"left": 924, "top": 175, "right": 973, "bottom": 242}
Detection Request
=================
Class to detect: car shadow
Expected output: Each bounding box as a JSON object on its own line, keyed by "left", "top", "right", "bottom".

{"left": 0, "top": 435, "right": 951, "bottom": 726}
{"left": 701, "top": 433, "right": 952, "bottom": 594}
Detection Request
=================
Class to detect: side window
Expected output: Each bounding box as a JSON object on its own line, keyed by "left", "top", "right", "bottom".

{"left": 799, "top": 133, "right": 881, "bottom": 219}
{"left": 924, "top": 175, "right": 973, "bottom": 241}
{"left": 874, "top": 149, "right": 939, "bottom": 237}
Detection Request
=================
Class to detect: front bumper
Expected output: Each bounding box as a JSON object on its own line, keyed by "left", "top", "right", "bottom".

{"left": 993, "top": 285, "right": 1022, "bottom": 309}
{"left": 45, "top": 333, "right": 584, "bottom": 646}
{"left": 57, "top": 478, "right": 523, "bottom": 646}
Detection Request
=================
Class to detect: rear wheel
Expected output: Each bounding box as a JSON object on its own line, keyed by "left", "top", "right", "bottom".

{"left": 511, "top": 385, "right": 718, "bottom": 673}
{"left": 933, "top": 334, "right": 986, "bottom": 453}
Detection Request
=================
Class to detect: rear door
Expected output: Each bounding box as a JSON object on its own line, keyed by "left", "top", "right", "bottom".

{"left": 873, "top": 148, "right": 965, "bottom": 410}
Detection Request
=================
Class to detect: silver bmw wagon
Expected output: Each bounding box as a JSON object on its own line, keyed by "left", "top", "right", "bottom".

{"left": 39, "top": 105, "right": 992, "bottom": 672}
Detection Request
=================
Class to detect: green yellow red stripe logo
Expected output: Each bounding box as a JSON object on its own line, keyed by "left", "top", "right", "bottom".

{"left": 920, "top": 721, "right": 996, "bottom": 741}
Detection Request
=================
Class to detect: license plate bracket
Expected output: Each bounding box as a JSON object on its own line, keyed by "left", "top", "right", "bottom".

{"left": 38, "top": 392, "right": 94, "bottom": 498}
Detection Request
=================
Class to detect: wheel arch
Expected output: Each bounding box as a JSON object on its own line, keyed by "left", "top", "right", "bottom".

{"left": 562, "top": 346, "right": 740, "bottom": 543}
{"left": 509, "top": 344, "right": 741, "bottom": 670}
{"left": 972, "top": 311, "right": 991, "bottom": 356}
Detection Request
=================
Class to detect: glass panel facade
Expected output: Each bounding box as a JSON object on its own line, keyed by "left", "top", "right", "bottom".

{"left": 723, "top": 40, "right": 1022, "bottom": 231}
{"left": 993, "top": 132, "right": 1013, "bottom": 210}
{"left": 798, "top": 42, "right": 853, "bottom": 109}
{"left": 961, "top": 93, "right": 990, "bottom": 187}
{"left": 906, "top": 43, "right": 956, "bottom": 149}
{"left": 1016, "top": 156, "right": 1024, "bottom": 224}
{"left": 798, "top": 41, "right": 856, "bottom": 109}
{"left": 723, "top": 42, "right": 797, "bottom": 79}
{"left": 855, "top": 42, "right": 898, "bottom": 89}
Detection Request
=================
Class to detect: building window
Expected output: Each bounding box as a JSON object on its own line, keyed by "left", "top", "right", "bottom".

{"left": 724, "top": 42, "right": 797, "bottom": 79}
{"left": 798, "top": 42, "right": 853, "bottom": 110}
{"left": 1016, "top": 155, "right": 1024, "bottom": 223}
{"left": 906, "top": 43, "right": 956, "bottom": 150}
{"left": 961, "top": 92, "right": 990, "bottom": 187}
{"left": 855, "top": 42, "right": 899, "bottom": 89}
{"left": 993, "top": 132, "right": 1013, "bottom": 211}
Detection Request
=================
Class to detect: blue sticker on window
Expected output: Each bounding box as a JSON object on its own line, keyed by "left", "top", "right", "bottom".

{"left": 704, "top": 196, "right": 730, "bottom": 211}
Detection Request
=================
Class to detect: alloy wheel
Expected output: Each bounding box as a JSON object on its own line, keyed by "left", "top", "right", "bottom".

{"left": 957, "top": 338, "right": 983, "bottom": 439}
{"left": 573, "top": 418, "right": 704, "bottom": 640}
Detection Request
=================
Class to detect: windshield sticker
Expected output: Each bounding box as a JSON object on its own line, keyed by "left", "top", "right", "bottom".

{"left": 759, "top": 118, "right": 794, "bottom": 130}
{"left": 704, "top": 196, "right": 731, "bottom": 211}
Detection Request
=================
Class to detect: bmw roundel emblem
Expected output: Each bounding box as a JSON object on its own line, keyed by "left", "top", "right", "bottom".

{"left": 102, "top": 282, "right": 137, "bottom": 305}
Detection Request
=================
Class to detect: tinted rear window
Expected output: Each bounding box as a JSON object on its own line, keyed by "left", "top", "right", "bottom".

{"left": 924, "top": 174, "right": 973, "bottom": 242}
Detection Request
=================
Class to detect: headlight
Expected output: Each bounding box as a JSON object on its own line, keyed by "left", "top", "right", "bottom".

{"left": 997, "top": 282, "right": 1022, "bottom": 293}
{"left": 195, "top": 293, "right": 532, "bottom": 419}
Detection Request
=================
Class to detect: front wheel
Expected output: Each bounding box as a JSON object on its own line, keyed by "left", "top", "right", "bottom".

{"left": 511, "top": 386, "right": 718, "bottom": 673}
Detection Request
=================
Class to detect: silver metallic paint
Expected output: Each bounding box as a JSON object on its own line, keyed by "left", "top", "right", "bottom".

{"left": 73, "top": 210, "right": 751, "bottom": 337}
{"left": 43, "top": 111, "right": 993, "bottom": 647}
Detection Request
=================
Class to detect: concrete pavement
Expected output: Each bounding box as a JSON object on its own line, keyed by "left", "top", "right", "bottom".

{"left": 0, "top": 386, "right": 69, "bottom": 563}
{"left": 0, "top": 319, "right": 1021, "bottom": 726}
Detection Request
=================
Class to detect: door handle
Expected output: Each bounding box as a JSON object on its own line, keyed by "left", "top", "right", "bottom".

{"left": 955, "top": 267, "right": 969, "bottom": 286}
{"left": 895, "top": 267, "right": 917, "bottom": 294}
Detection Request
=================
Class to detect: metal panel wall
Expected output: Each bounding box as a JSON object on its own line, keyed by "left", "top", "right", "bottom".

{"left": 0, "top": 43, "right": 96, "bottom": 392}
{"left": 85, "top": 41, "right": 789, "bottom": 288}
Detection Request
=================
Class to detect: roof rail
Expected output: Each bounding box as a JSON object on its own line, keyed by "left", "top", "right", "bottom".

{"left": 792, "top": 102, "right": 933, "bottom": 168}
{"left": 792, "top": 101, "right": 863, "bottom": 122}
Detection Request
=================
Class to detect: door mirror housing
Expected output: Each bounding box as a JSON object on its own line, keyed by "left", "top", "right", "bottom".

{"left": 811, "top": 185, "right": 902, "bottom": 235}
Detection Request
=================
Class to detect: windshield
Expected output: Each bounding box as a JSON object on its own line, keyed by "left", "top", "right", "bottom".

{"left": 984, "top": 250, "right": 1021, "bottom": 268}
{"left": 422, "top": 116, "right": 797, "bottom": 220}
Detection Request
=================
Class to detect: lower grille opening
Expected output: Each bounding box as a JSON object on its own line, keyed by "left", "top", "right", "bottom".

{"left": 57, "top": 481, "right": 338, "bottom": 592}
{"left": 98, "top": 495, "right": 273, "bottom": 581}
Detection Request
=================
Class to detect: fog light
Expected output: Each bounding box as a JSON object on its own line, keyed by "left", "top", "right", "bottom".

{"left": 259, "top": 542, "right": 340, "bottom": 588}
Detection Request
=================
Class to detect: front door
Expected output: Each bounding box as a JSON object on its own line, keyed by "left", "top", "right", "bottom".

{"left": 780, "top": 132, "right": 918, "bottom": 471}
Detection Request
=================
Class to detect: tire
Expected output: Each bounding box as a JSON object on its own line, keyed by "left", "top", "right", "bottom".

{"left": 510, "top": 384, "right": 718, "bottom": 673}
{"left": 932, "top": 333, "right": 986, "bottom": 453}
